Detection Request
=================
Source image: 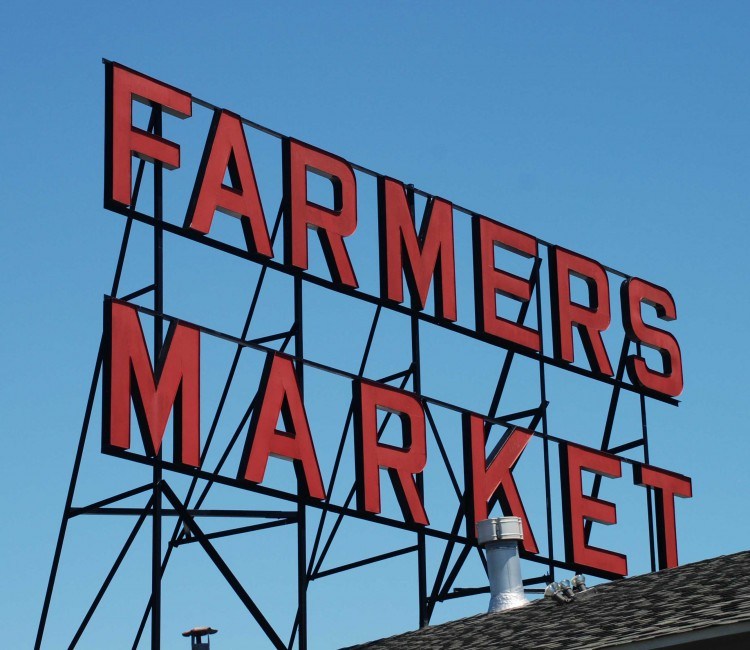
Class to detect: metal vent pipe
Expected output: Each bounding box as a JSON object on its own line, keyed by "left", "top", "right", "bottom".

{"left": 477, "top": 517, "right": 528, "bottom": 613}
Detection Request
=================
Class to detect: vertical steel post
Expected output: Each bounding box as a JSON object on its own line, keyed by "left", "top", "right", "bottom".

{"left": 152, "top": 106, "right": 164, "bottom": 650}
{"left": 637, "top": 344, "right": 657, "bottom": 573}
{"left": 406, "top": 186, "right": 428, "bottom": 628}
{"left": 294, "top": 273, "right": 307, "bottom": 650}
{"left": 413, "top": 310, "right": 427, "bottom": 628}
{"left": 534, "top": 258, "right": 555, "bottom": 582}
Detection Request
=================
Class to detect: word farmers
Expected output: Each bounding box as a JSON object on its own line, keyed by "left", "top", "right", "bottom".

{"left": 105, "top": 63, "right": 682, "bottom": 398}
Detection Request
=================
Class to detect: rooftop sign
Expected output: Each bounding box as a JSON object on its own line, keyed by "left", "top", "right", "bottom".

{"left": 103, "top": 61, "right": 691, "bottom": 579}
{"left": 35, "top": 60, "right": 695, "bottom": 650}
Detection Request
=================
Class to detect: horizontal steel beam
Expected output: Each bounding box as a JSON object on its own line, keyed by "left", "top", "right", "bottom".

{"left": 172, "top": 518, "right": 295, "bottom": 547}
{"left": 69, "top": 507, "right": 297, "bottom": 519}
{"left": 311, "top": 545, "right": 418, "bottom": 580}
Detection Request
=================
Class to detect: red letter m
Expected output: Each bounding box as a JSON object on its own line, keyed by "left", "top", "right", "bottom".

{"left": 103, "top": 300, "right": 201, "bottom": 466}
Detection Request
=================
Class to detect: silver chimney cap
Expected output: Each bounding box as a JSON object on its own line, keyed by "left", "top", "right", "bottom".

{"left": 477, "top": 516, "right": 524, "bottom": 544}
{"left": 478, "top": 516, "right": 528, "bottom": 613}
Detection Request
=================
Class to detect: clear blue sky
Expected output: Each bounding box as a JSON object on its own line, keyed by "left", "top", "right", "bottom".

{"left": 2, "top": 2, "right": 749, "bottom": 649}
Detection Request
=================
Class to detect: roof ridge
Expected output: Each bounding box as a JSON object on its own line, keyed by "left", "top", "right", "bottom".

{"left": 342, "top": 550, "right": 750, "bottom": 649}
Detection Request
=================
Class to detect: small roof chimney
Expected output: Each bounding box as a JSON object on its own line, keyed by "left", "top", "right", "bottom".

{"left": 477, "top": 517, "right": 528, "bottom": 613}
{"left": 182, "top": 626, "right": 218, "bottom": 649}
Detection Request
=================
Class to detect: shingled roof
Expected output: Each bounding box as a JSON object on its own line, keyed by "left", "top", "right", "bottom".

{"left": 346, "top": 550, "right": 750, "bottom": 649}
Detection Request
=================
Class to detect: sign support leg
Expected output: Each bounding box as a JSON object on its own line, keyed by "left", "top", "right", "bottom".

{"left": 152, "top": 106, "right": 164, "bottom": 650}
{"left": 294, "top": 273, "right": 308, "bottom": 650}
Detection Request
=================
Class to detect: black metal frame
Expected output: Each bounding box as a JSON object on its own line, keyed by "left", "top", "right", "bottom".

{"left": 35, "top": 62, "right": 669, "bottom": 649}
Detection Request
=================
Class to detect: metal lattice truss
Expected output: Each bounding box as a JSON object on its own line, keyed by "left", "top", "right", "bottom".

{"left": 36, "top": 70, "right": 675, "bottom": 650}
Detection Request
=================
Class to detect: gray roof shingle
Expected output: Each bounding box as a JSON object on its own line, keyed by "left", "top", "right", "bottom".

{"left": 345, "top": 550, "right": 750, "bottom": 649}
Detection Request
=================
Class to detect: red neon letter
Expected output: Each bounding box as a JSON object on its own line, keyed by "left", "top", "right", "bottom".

{"left": 633, "top": 464, "right": 692, "bottom": 569}
{"left": 560, "top": 443, "right": 627, "bottom": 577}
{"left": 463, "top": 414, "right": 539, "bottom": 553}
{"left": 621, "top": 278, "right": 683, "bottom": 397}
{"left": 105, "top": 63, "right": 192, "bottom": 207}
{"left": 283, "top": 138, "right": 358, "bottom": 288}
{"left": 550, "top": 247, "right": 613, "bottom": 376}
{"left": 379, "top": 177, "right": 457, "bottom": 321}
{"left": 240, "top": 354, "right": 325, "bottom": 499}
{"left": 353, "top": 381, "right": 428, "bottom": 525}
{"left": 104, "top": 300, "right": 200, "bottom": 466}
{"left": 473, "top": 216, "right": 540, "bottom": 351}
{"left": 185, "top": 110, "right": 273, "bottom": 257}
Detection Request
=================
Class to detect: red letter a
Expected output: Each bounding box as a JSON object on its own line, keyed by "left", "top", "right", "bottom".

{"left": 185, "top": 109, "right": 273, "bottom": 257}
{"left": 240, "top": 353, "right": 325, "bottom": 499}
